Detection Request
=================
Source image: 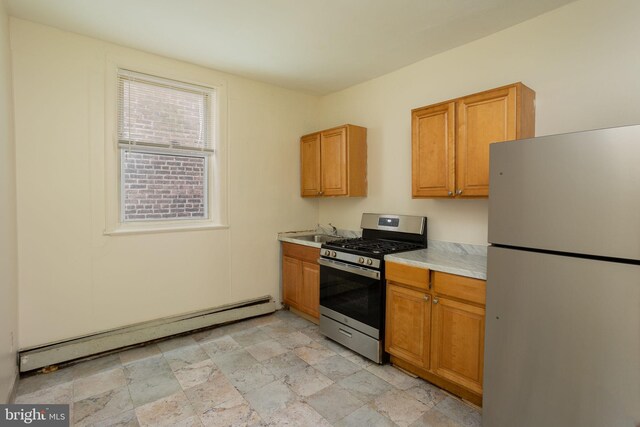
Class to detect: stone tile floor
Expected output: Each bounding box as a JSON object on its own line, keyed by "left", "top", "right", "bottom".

{"left": 13, "top": 310, "right": 482, "bottom": 426}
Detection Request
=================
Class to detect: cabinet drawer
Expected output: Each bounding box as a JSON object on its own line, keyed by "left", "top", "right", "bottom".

{"left": 433, "top": 271, "right": 486, "bottom": 305}
{"left": 386, "top": 262, "right": 429, "bottom": 291}
{"left": 282, "top": 242, "right": 320, "bottom": 264}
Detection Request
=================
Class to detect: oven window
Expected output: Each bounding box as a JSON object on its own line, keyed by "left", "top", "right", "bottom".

{"left": 319, "top": 265, "right": 382, "bottom": 329}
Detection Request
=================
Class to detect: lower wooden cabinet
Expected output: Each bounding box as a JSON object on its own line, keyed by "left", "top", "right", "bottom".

{"left": 300, "top": 261, "right": 320, "bottom": 318}
{"left": 282, "top": 255, "right": 302, "bottom": 306}
{"left": 281, "top": 242, "right": 320, "bottom": 320}
{"left": 385, "top": 284, "right": 431, "bottom": 368}
{"left": 431, "top": 296, "right": 485, "bottom": 394}
{"left": 385, "top": 262, "right": 486, "bottom": 405}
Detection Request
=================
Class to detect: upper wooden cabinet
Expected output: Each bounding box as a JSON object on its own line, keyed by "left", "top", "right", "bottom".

{"left": 300, "top": 124, "right": 367, "bottom": 197}
{"left": 412, "top": 83, "right": 535, "bottom": 198}
{"left": 300, "top": 133, "right": 321, "bottom": 197}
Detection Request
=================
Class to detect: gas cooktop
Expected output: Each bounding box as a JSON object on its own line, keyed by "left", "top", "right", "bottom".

{"left": 323, "top": 237, "right": 423, "bottom": 255}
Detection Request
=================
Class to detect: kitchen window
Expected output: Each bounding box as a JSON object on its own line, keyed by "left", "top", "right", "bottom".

{"left": 117, "top": 69, "right": 215, "bottom": 223}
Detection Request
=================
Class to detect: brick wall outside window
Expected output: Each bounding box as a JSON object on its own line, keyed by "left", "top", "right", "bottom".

{"left": 122, "top": 151, "right": 206, "bottom": 221}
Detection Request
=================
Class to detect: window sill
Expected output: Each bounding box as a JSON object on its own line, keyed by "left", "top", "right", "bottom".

{"left": 104, "top": 222, "right": 229, "bottom": 236}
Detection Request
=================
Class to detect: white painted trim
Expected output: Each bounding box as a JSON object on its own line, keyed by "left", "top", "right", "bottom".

{"left": 104, "top": 222, "right": 229, "bottom": 236}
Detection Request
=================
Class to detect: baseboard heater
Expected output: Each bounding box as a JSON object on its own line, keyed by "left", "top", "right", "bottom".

{"left": 19, "top": 295, "right": 275, "bottom": 373}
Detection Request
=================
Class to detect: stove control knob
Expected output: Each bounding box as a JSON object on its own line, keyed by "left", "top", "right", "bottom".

{"left": 323, "top": 250, "right": 331, "bottom": 256}
{"left": 366, "top": 259, "right": 373, "bottom": 265}
{"left": 331, "top": 251, "right": 337, "bottom": 258}
{"left": 358, "top": 257, "right": 364, "bottom": 264}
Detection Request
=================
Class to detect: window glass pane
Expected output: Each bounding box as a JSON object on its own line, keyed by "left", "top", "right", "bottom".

{"left": 122, "top": 151, "right": 206, "bottom": 221}
{"left": 119, "top": 78, "right": 207, "bottom": 149}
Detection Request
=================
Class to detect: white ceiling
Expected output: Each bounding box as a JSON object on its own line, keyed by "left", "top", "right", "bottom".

{"left": 6, "top": 0, "right": 574, "bottom": 94}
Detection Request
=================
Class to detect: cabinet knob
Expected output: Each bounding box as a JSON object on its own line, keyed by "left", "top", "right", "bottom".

{"left": 447, "top": 191, "right": 453, "bottom": 196}
{"left": 456, "top": 189, "right": 463, "bottom": 195}
{"left": 424, "top": 295, "right": 430, "bottom": 302}
{"left": 433, "top": 298, "right": 439, "bottom": 304}
{"left": 319, "top": 191, "right": 324, "bottom": 195}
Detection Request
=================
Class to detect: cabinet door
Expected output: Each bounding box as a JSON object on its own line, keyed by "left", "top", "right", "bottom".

{"left": 385, "top": 283, "right": 431, "bottom": 369}
{"left": 282, "top": 255, "right": 301, "bottom": 306}
{"left": 431, "top": 296, "right": 485, "bottom": 394}
{"left": 300, "top": 133, "right": 321, "bottom": 197}
{"left": 299, "top": 261, "right": 320, "bottom": 318}
{"left": 412, "top": 102, "right": 456, "bottom": 197}
{"left": 320, "top": 127, "right": 348, "bottom": 196}
{"left": 456, "top": 85, "right": 517, "bottom": 197}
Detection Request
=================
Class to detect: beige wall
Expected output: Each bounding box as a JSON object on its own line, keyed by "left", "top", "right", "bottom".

{"left": 11, "top": 18, "right": 320, "bottom": 348}
{"left": 317, "top": 0, "right": 640, "bottom": 244}
{"left": 12, "top": 0, "right": 640, "bottom": 350}
{"left": 0, "top": 0, "right": 18, "bottom": 402}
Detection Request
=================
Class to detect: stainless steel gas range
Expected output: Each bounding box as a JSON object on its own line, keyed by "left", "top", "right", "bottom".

{"left": 318, "top": 213, "right": 427, "bottom": 363}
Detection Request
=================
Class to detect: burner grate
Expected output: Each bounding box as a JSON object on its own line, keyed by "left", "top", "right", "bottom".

{"left": 325, "top": 237, "right": 423, "bottom": 254}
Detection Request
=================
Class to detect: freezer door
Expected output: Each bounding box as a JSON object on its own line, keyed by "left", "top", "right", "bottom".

{"left": 488, "top": 125, "right": 640, "bottom": 261}
{"left": 484, "top": 246, "right": 640, "bottom": 427}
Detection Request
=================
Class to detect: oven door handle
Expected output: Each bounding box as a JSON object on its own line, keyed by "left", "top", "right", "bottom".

{"left": 317, "top": 258, "right": 381, "bottom": 280}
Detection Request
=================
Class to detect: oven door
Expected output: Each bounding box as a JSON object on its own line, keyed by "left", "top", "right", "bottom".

{"left": 318, "top": 258, "right": 383, "bottom": 337}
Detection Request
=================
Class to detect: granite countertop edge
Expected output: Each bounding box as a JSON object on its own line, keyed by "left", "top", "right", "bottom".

{"left": 385, "top": 249, "right": 487, "bottom": 280}
{"left": 278, "top": 232, "right": 322, "bottom": 249}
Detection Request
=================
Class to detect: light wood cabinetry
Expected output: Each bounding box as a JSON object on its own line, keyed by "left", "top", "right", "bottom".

{"left": 300, "top": 133, "right": 321, "bottom": 197}
{"left": 282, "top": 255, "right": 301, "bottom": 306}
{"left": 300, "top": 261, "right": 320, "bottom": 318}
{"left": 412, "top": 102, "right": 456, "bottom": 198}
{"left": 385, "top": 283, "right": 431, "bottom": 369}
{"left": 385, "top": 263, "right": 487, "bottom": 405}
{"left": 433, "top": 270, "right": 486, "bottom": 305}
{"left": 431, "top": 295, "right": 485, "bottom": 394}
{"left": 412, "top": 82, "right": 535, "bottom": 198}
{"left": 300, "top": 124, "right": 367, "bottom": 197}
{"left": 281, "top": 242, "right": 320, "bottom": 320}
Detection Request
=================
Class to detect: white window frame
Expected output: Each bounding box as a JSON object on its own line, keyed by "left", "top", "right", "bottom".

{"left": 104, "top": 57, "right": 228, "bottom": 235}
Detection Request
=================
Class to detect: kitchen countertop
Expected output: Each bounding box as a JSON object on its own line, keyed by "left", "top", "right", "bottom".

{"left": 278, "top": 231, "right": 323, "bottom": 248}
{"left": 385, "top": 241, "right": 487, "bottom": 280}
{"left": 278, "top": 228, "right": 361, "bottom": 249}
{"left": 279, "top": 231, "right": 487, "bottom": 280}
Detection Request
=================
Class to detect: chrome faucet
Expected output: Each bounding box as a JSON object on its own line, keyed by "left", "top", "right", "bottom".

{"left": 316, "top": 223, "right": 339, "bottom": 236}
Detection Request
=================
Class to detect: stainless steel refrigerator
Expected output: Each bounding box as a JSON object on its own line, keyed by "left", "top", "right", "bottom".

{"left": 484, "top": 125, "right": 640, "bottom": 427}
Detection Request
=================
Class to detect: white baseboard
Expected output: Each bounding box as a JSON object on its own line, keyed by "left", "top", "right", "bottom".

{"left": 19, "top": 296, "right": 275, "bottom": 372}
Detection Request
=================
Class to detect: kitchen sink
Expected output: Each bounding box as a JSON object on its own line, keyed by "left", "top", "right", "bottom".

{"left": 294, "top": 234, "right": 342, "bottom": 243}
